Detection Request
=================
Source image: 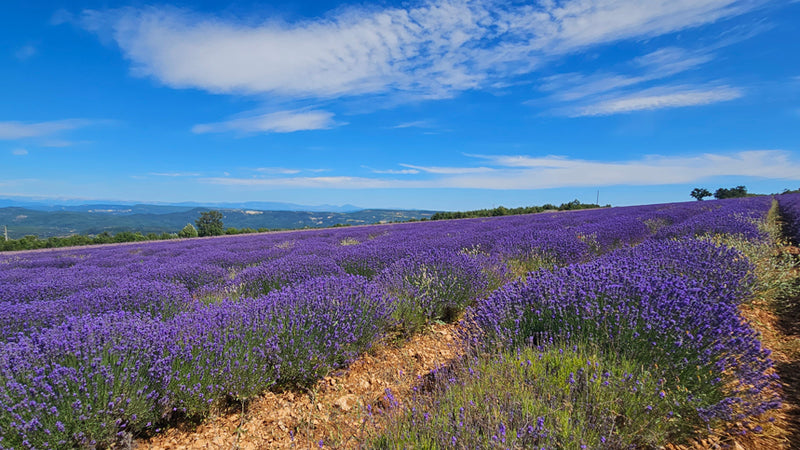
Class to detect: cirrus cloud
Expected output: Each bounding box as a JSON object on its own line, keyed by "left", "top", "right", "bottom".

{"left": 192, "top": 109, "right": 339, "bottom": 134}
{"left": 200, "top": 150, "right": 800, "bottom": 190}
{"left": 563, "top": 85, "right": 743, "bottom": 117}
{"left": 81, "top": 0, "right": 765, "bottom": 101}
{"left": 0, "top": 119, "right": 99, "bottom": 140}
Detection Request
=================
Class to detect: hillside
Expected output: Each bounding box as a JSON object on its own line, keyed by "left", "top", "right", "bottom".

{"left": 0, "top": 206, "right": 436, "bottom": 239}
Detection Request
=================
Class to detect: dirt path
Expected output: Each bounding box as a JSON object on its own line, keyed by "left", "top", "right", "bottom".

{"left": 136, "top": 323, "right": 461, "bottom": 449}
{"left": 737, "top": 298, "right": 800, "bottom": 449}
{"left": 135, "top": 250, "right": 800, "bottom": 449}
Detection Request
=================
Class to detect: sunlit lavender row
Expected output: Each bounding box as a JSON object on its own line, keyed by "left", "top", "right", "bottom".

{"left": 0, "top": 195, "right": 789, "bottom": 448}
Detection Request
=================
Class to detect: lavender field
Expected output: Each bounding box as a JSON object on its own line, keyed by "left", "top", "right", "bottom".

{"left": 2, "top": 194, "right": 800, "bottom": 448}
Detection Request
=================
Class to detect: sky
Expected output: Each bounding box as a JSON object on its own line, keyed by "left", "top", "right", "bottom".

{"left": 1, "top": 0, "right": 800, "bottom": 211}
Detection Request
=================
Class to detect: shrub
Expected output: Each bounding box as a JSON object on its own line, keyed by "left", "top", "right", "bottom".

{"left": 469, "top": 239, "right": 779, "bottom": 440}
{"left": 375, "top": 249, "right": 497, "bottom": 337}
{"left": 374, "top": 345, "right": 677, "bottom": 449}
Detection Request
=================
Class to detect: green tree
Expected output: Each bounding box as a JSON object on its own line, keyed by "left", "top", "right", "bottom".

{"left": 195, "top": 211, "right": 224, "bottom": 237}
{"left": 690, "top": 188, "right": 712, "bottom": 201}
{"left": 178, "top": 223, "right": 199, "bottom": 238}
{"left": 714, "top": 185, "right": 748, "bottom": 199}
{"left": 93, "top": 232, "right": 113, "bottom": 244}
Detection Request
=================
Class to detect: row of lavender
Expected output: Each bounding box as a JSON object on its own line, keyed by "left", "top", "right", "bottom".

{"left": 376, "top": 194, "right": 800, "bottom": 447}
{"left": 377, "top": 238, "right": 780, "bottom": 447}
{"left": 0, "top": 196, "right": 781, "bottom": 448}
{"left": 0, "top": 196, "right": 772, "bottom": 338}
{"left": 778, "top": 192, "right": 800, "bottom": 244}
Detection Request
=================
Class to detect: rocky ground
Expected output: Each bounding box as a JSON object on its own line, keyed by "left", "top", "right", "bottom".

{"left": 137, "top": 324, "right": 461, "bottom": 449}
{"left": 136, "top": 248, "right": 800, "bottom": 450}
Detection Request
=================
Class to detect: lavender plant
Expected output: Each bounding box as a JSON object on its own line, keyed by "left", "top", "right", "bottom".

{"left": 778, "top": 192, "right": 800, "bottom": 245}
{"left": 230, "top": 254, "right": 346, "bottom": 299}
{"left": 164, "top": 274, "right": 393, "bottom": 417}
{"left": 0, "top": 194, "right": 781, "bottom": 446}
{"left": 374, "top": 345, "right": 678, "bottom": 449}
{"left": 469, "top": 239, "right": 779, "bottom": 440}
{"left": 0, "top": 312, "right": 170, "bottom": 449}
{"left": 374, "top": 249, "right": 496, "bottom": 336}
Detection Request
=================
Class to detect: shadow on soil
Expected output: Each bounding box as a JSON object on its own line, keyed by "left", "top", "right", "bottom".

{"left": 775, "top": 276, "right": 800, "bottom": 448}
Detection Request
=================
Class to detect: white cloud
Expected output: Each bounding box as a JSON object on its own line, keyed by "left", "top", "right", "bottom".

{"left": 363, "top": 165, "right": 421, "bottom": 174}
{"left": 633, "top": 47, "right": 714, "bottom": 76}
{"left": 454, "top": 150, "right": 799, "bottom": 189}
{"left": 565, "top": 85, "right": 742, "bottom": 117}
{"left": 253, "top": 167, "right": 302, "bottom": 175}
{"left": 12, "top": 148, "right": 28, "bottom": 156}
{"left": 540, "top": 47, "right": 714, "bottom": 103}
{"left": 0, "top": 119, "right": 97, "bottom": 140}
{"left": 399, "top": 163, "right": 494, "bottom": 174}
{"left": 148, "top": 172, "right": 201, "bottom": 177}
{"left": 392, "top": 120, "right": 435, "bottom": 129}
{"left": 202, "top": 176, "right": 403, "bottom": 189}
{"left": 192, "top": 110, "right": 338, "bottom": 134}
{"left": 531, "top": 1, "right": 759, "bottom": 53}
{"left": 81, "top": 1, "right": 762, "bottom": 100}
{"left": 201, "top": 150, "right": 800, "bottom": 190}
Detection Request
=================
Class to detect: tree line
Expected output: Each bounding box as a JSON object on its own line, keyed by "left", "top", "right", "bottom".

{"left": 430, "top": 199, "right": 609, "bottom": 221}
{"left": 0, "top": 211, "right": 270, "bottom": 252}
{"left": 690, "top": 185, "right": 800, "bottom": 201}
{"left": 690, "top": 185, "right": 753, "bottom": 201}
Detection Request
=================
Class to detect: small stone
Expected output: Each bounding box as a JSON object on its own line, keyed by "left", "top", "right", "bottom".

{"left": 334, "top": 394, "right": 359, "bottom": 412}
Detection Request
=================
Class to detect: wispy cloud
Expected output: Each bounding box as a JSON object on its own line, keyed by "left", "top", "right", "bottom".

{"left": 202, "top": 176, "right": 402, "bottom": 189}
{"left": 192, "top": 110, "right": 338, "bottom": 134}
{"left": 454, "top": 150, "right": 798, "bottom": 188}
{"left": 201, "top": 150, "right": 800, "bottom": 190}
{"left": 562, "top": 85, "right": 742, "bottom": 117}
{"left": 11, "top": 148, "right": 28, "bottom": 156}
{"left": 253, "top": 167, "right": 302, "bottom": 175}
{"left": 148, "top": 172, "right": 201, "bottom": 177}
{"left": 540, "top": 47, "right": 714, "bottom": 103}
{"left": 81, "top": 1, "right": 763, "bottom": 101}
{"left": 392, "top": 120, "right": 435, "bottom": 129}
{"left": 399, "top": 163, "right": 494, "bottom": 174}
{"left": 0, "top": 119, "right": 99, "bottom": 140}
{"left": 362, "top": 165, "right": 420, "bottom": 174}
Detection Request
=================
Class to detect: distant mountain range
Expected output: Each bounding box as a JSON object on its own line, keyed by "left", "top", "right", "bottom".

{"left": 0, "top": 198, "right": 362, "bottom": 213}
{"left": 0, "top": 199, "right": 437, "bottom": 239}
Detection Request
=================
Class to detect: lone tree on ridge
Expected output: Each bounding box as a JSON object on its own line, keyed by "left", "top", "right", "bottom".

{"left": 690, "top": 188, "right": 712, "bottom": 201}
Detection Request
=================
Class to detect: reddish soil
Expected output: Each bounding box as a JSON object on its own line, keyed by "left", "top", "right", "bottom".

{"left": 134, "top": 248, "right": 800, "bottom": 450}
{"left": 135, "top": 302, "right": 800, "bottom": 450}
{"left": 136, "top": 324, "right": 461, "bottom": 449}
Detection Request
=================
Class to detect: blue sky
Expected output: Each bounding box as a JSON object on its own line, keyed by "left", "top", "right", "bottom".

{"left": 2, "top": 0, "right": 799, "bottom": 210}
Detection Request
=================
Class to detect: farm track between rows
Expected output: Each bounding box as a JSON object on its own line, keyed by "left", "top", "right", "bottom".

{"left": 5, "top": 195, "right": 800, "bottom": 449}
{"left": 138, "top": 324, "right": 461, "bottom": 449}
{"left": 738, "top": 255, "right": 800, "bottom": 450}
{"left": 136, "top": 253, "right": 800, "bottom": 450}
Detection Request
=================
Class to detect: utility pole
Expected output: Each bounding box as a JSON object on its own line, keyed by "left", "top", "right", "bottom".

{"left": 596, "top": 190, "right": 599, "bottom": 205}
{"left": 3, "top": 225, "right": 7, "bottom": 241}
